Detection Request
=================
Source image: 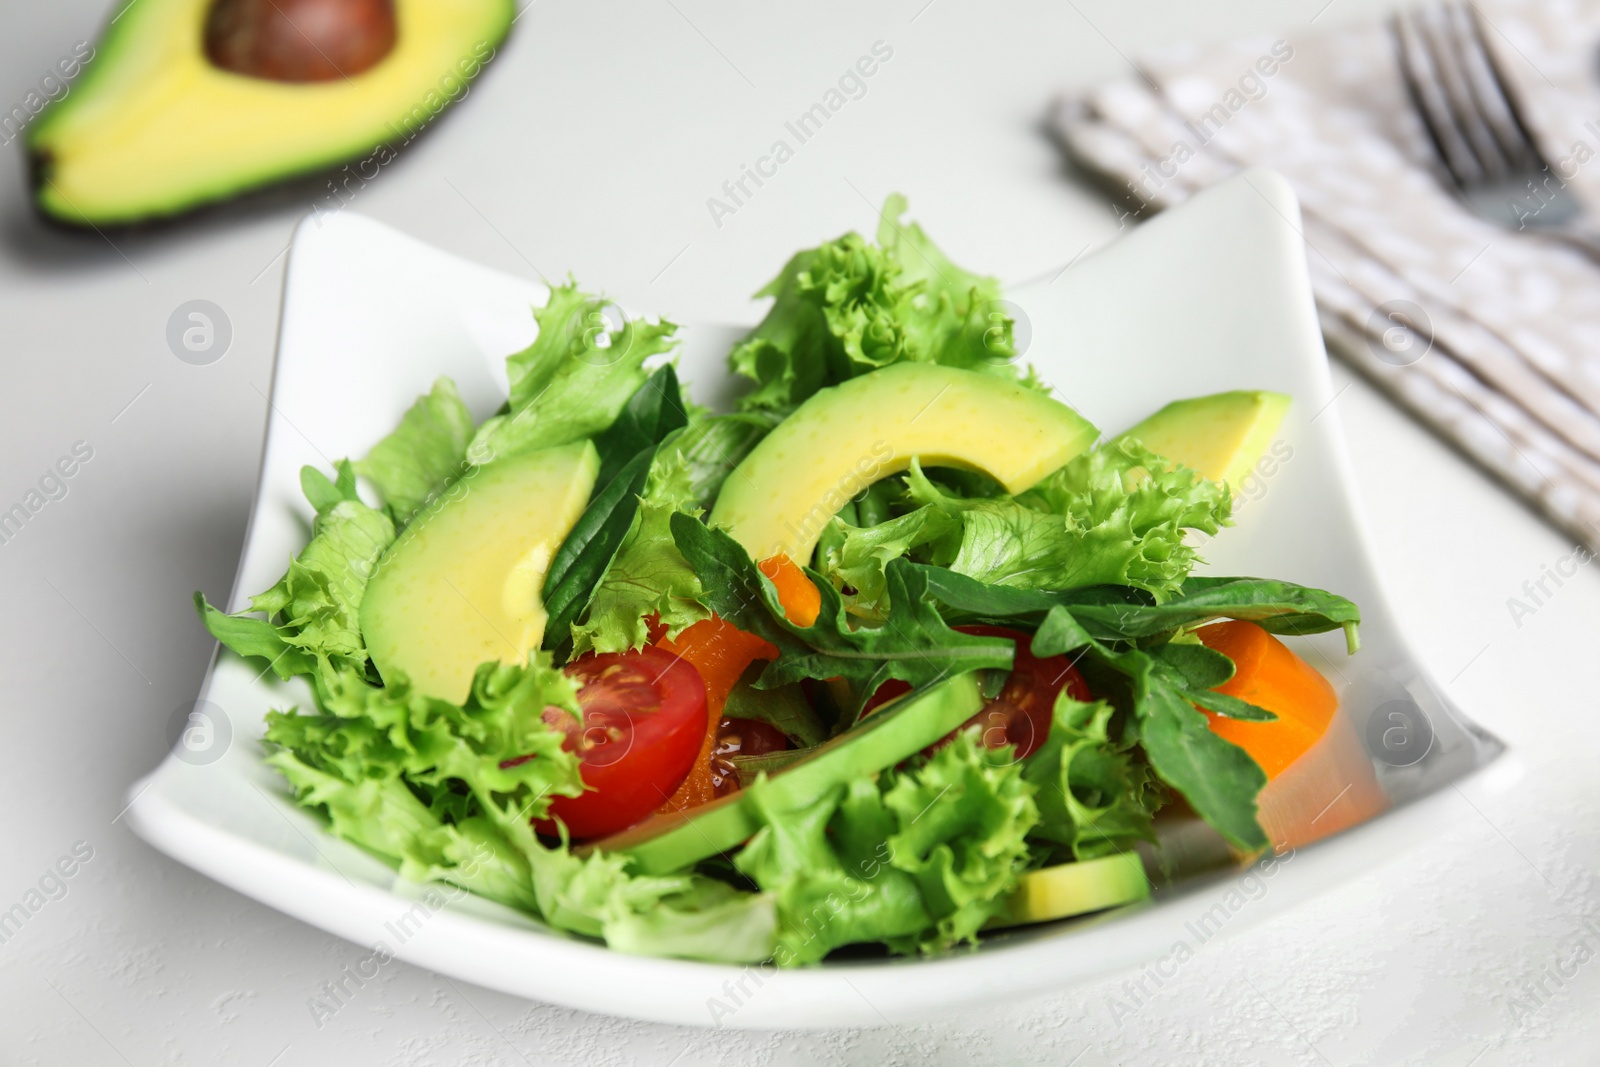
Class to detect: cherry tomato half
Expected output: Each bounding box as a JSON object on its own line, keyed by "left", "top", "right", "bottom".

{"left": 709, "top": 717, "right": 792, "bottom": 798}
{"left": 955, "top": 625, "right": 1091, "bottom": 760}
{"left": 527, "top": 646, "right": 708, "bottom": 840}
{"left": 862, "top": 626, "right": 1090, "bottom": 761}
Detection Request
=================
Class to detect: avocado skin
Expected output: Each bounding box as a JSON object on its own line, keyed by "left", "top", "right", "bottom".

{"left": 591, "top": 672, "right": 986, "bottom": 876}
{"left": 26, "top": 0, "right": 514, "bottom": 227}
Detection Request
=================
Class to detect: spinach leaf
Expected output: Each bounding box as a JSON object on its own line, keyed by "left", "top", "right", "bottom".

{"left": 541, "top": 447, "right": 655, "bottom": 656}
{"left": 590, "top": 365, "right": 689, "bottom": 490}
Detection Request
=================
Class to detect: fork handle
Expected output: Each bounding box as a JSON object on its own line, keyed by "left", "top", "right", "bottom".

{"left": 1539, "top": 221, "right": 1600, "bottom": 266}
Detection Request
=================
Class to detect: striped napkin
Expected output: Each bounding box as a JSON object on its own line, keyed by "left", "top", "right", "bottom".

{"left": 1052, "top": 0, "right": 1600, "bottom": 550}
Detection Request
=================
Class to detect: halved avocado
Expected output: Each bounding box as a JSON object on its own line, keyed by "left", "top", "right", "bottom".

{"left": 29, "top": 0, "right": 512, "bottom": 226}
{"left": 710, "top": 364, "right": 1099, "bottom": 563}
{"left": 360, "top": 441, "right": 598, "bottom": 704}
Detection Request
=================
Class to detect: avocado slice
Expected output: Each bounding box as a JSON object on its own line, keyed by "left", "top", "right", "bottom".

{"left": 710, "top": 364, "right": 1099, "bottom": 563}
{"left": 588, "top": 672, "right": 985, "bottom": 876}
{"left": 1115, "top": 391, "right": 1290, "bottom": 491}
{"left": 360, "top": 441, "right": 598, "bottom": 703}
{"left": 28, "top": 0, "right": 512, "bottom": 226}
{"left": 989, "top": 851, "right": 1150, "bottom": 928}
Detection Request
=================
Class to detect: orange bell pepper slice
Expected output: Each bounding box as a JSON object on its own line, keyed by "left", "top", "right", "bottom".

{"left": 1195, "top": 620, "right": 1337, "bottom": 779}
{"left": 652, "top": 618, "right": 778, "bottom": 812}
{"left": 651, "top": 555, "right": 822, "bottom": 814}
{"left": 758, "top": 553, "right": 822, "bottom": 627}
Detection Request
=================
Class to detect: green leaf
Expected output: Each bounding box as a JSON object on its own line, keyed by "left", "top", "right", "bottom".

{"left": 1150, "top": 642, "right": 1235, "bottom": 690}
{"left": 1022, "top": 695, "right": 1163, "bottom": 861}
{"left": 728, "top": 196, "right": 1036, "bottom": 414}
{"left": 1065, "top": 577, "right": 1363, "bottom": 652}
{"left": 193, "top": 593, "right": 316, "bottom": 680}
{"left": 1188, "top": 689, "right": 1278, "bottom": 722}
{"left": 589, "top": 364, "right": 689, "bottom": 490}
{"left": 467, "top": 282, "right": 678, "bottom": 465}
{"left": 355, "top": 378, "right": 474, "bottom": 527}
{"left": 1030, "top": 605, "right": 1094, "bottom": 657}
{"left": 733, "top": 731, "right": 1036, "bottom": 964}
{"left": 721, "top": 662, "right": 828, "bottom": 748}
{"left": 264, "top": 658, "right": 776, "bottom": 961}
{"left": 541, "top": 446, "right": 657, "bottom": 655}
{"left": 672, "top": 514, "right": 1013, "bottom": 717}
{"left": 569, "top": 443, "right": 712, "bottom": 656}
{"left": 1136, "top": 669, "right": 1268, "bottom": 852}
{"left": 201, "top": 469, "right": 395, "bottom": 680}
{"left": 674, "top": 411, "right": 777, "bottom": 508}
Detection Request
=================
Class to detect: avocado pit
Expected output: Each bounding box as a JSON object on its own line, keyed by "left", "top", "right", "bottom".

{"left": 204, "top": 0, "right": 397, "bottom": 82}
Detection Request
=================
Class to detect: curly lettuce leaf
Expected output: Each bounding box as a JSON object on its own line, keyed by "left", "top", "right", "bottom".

{"left": 265, "top": 658, "right": 776, "bottom": 961}
{"left": 198, "top": 462, "right": 394, "bottom": 680}
{"left": 355, "top": 377, "right": 474, "bottom": 527}
{"left": 728, "top": 196, "right": 1034, "bottom": 413}
{"left": 1023, "top": 695, "right": 1164, "bottom": 861}
{"left": 468, "top": 281, "right": 678, "bottom": 465}
{"left": 734, "top": 730, "right": 1036, "bottom": 964}
{"left": 823, "top": 444, "right": 1231, "bottom": 619}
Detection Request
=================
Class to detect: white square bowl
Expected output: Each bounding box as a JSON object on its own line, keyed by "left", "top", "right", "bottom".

{"left": 126, "top": 169, "right": 1503, "bottom": 1029}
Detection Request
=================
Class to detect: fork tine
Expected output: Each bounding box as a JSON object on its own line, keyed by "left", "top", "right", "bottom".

{"left": 1456, "top": 2, "right": 1544, "bottom": 172}
{"left": 1420, "top": 2, "right": 1516, "bottom": 179}
{"left": 1395, "top": 8, "right": 1485, "bottom": 188}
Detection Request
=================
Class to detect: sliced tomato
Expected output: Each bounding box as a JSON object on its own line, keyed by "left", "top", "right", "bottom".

{"left": 529, "top": 646, "right": 708, "bottom": 840}
{"left": 709, "top": 717, "right": 792, "bottom": 798}
{"left": 956, "top": 625, "right": 1091, "bottom": 760}
{"left": 862, "top": 625, "right": 1090, "bottom": 760}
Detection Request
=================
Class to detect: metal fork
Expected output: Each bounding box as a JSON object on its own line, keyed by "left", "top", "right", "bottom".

{"left": 1393, "top": 2, "right": 1600, "bottom": 259}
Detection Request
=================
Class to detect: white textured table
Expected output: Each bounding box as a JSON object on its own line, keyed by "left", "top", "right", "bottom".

{"left": 2, "top": 1, "right": 1595, "bottom": 1063}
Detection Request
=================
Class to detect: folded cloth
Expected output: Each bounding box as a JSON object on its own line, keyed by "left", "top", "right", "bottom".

{"left": 1053, "top": 1, "right": 1600, "bottom": 549}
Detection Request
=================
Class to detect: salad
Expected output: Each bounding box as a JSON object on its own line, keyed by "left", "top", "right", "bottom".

{"left": 197, "top": 197, "right": 1361, "bottom": 966}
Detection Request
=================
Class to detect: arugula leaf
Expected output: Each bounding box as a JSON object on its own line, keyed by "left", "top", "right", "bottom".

{"left": 199, "top": 461, "right": 394, "bottom": 681}
{"left": 728, "top": 196, "right": 1035, "bottom": 414}
{"left": 355, "top": 377, "right": 474, "bottom": 527}
{"left": 671, "top": 514, "right": 1013, "bottom": 716}
{"left": 915, "top": 566, "right": 1362, "bottom": 655}
{"left": 1023, "top": 695, "right": 1164, "bottom": 861}
{"left": 734, "top": 730, "right": 1036, "bottom": 964}
{"left": 1061, "top": 577, "right": 1363, "bottom": 653}
{"left": 468, "top": 282, "right": 678, "bottom": 465}
{"left": 1134, "top": 668, "right": 1269, "bottom": 851}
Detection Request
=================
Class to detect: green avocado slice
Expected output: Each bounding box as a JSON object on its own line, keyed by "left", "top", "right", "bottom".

{"left": 1114, "top": 390, "right": 1290, "bottom": 492}
{"left": 27, "top": 0, "right": 512, "bottom": 226}
{"left": 587, "top": 672, "right": 986, "bottom": 876}
{"left": 709, "top": 364, "right": 1098, "bottom": 564}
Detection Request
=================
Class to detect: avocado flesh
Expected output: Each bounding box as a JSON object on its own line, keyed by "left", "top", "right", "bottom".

{"left": 28, "top": 0, "right": 512, "bottom": 225}
{"left": 1115, "top": 390, "right": 1290, "bottom": 490}
{"left": 710, "top": 364, "right": 1099, "bottom": 563}
{"left": 359, "top": 441, "right": 598, "bottom": 704}
{"left": 989, "top": 851, "right": 1150, "bottom": 928}
{"left": 590, "top": 672, "right": 985, "bottom": 876}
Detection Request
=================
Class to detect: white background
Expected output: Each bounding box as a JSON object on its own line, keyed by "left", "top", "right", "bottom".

{"left": 2, "top": 1, "right": 1597, "bottom": 1063}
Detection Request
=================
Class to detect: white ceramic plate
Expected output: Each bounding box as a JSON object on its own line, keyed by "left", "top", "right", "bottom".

{"left": 127, "top": 169, "right": 1502, "bottom": 1029}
